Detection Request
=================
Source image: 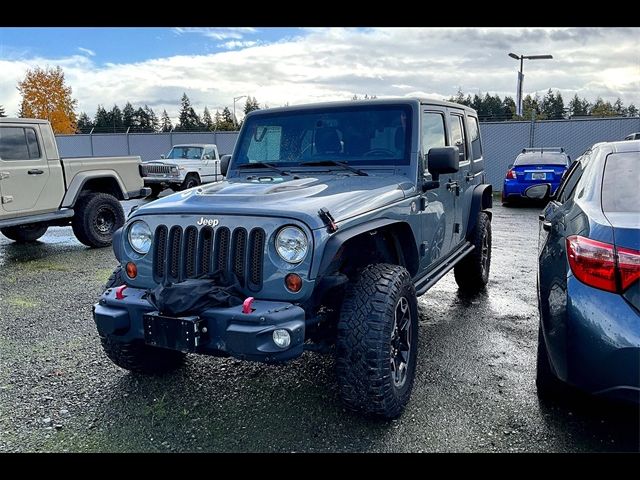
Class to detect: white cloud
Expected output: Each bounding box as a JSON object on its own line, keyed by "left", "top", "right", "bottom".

{"left": 218, "top": 40, "right": 258, "bottom": 50}
{"left": 0, "top": 28, "right": 637, "bottom": 122}
{"left": 77, "top": 47, "right": 96, "bottom": 57}
{"left": 173, "top": 27, "right": 258, "bottom": 40}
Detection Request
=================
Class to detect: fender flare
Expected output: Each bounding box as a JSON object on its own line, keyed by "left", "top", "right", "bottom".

{"left": 61, "top": 171, "right": 128, "bottom": 208}
{"left": 316, "top": 218, "right": 419, "bottom": 277}
{"left": 466, "top": 183, "right": 493, "bottom": 238}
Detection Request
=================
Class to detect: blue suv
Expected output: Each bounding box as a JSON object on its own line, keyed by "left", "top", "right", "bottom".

{"left": 527, "top": 140, "right": 640, "bottom": 404}
{"left": 93, "top": 98, "right": 493, "bottom": 419}
{"left": 502, "top": 147, "right": 571, "bottom": 205}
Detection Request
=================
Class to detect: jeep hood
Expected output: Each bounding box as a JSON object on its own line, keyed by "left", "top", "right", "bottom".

{"left": 133, "top": 174, "right": 414, "bottom": 230}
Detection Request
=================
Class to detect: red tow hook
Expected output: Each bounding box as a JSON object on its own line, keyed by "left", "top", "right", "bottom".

{"left": 242, "top": 297, "right": 255, "bottom": 314}
{"left": 115, "top": 284, "right": 128, "bottom": 300}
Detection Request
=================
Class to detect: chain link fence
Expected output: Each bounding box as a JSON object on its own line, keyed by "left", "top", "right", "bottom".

{"left": 56, "top": 116, "right": 640, "bottom": 191}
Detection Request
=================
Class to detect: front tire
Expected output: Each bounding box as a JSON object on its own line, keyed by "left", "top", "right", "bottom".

{"left": 0, "top": 224, "right": 48, "bottom": 243}
{"left": 99, "top": 265, "right": 186, "bottom": 375}
{"left": 180, "top": 174, "right": 200, "bottom": 191}
{"left": 148, "top": 184, "right": 164, "bottom": 198}
{"left": 72, "top": 193, "right": 125, "bottom": 248}
{"left": 454, "top": 211, "right": 491, "bottom": 293}
{"left": 336, "top": 264, "right": 418, "bottom": 419}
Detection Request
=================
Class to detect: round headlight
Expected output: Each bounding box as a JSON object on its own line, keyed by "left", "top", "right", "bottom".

{"left": 128, "top": 220, "right": 153, "bottom": 255}
{"left": 275, "top": 226, "right": 308, "bottom": 264}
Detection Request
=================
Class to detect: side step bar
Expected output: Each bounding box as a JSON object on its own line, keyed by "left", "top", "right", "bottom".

{"left": 0, "top": 208, "right": 75, "bottom": 228}
{"left": 414, "top": 241, "right": 475, "bottom": 296}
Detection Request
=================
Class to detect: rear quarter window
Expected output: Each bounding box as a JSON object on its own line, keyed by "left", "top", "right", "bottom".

{"left": 601, "top": 152, "right": 640, "bottom": 213}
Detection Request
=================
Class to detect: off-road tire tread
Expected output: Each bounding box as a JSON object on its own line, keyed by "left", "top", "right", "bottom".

{"left": 454, "top": 211, "right": 491, "bottom": 292}
{"left": 72, "top": 192, "right": 125, "bottom": 248}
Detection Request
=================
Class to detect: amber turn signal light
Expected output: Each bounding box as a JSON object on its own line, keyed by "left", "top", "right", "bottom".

{"left": 125, "top": 262, "right": 138, "bottom": 279}
{"left": 285, "top": 273, "right": 302, "bottom": 292}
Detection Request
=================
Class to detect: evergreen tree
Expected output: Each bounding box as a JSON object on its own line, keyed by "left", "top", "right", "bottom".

{"left": 134, "top": 107, "right": 149, "bottom": 132}
{"left": 627, "top": 104, "right": 638, "bottom": 117}
{"left": 122, "top": 102, "right": 136, "bottom": 130}
{"left": 590, "top": 97, "right": 617, "bottom": 117}
{"left": 106, "top": 104, "right": 123, "bottom": 132}
{"left": 160, "top": 109, "right": 173, "bottom": 132}
{"left": 568, "top": 94, "right": 590, "bottom": 117}
{"left": 243, "top": 97, "right": 260, "bottom": 115}
{"left": 202, "top": 107, "right": 214, "bottom": 130}
{"left": 217, "top": 107, "right": 235, "bottom": 131}
{"left": 176, "top": 93, "right": 201, "bottom": 131}
{"left": 93, "top": 105, "right": 110, "bottom": 130}
{"left": 541, "top": 89, "right": 565, "bottom": 119}
{"left": 613, "top": 98, "right": 626, "bottom": 116}
{"left": 145, "top": 105, "right": 159, "bottom": 132}
{"left": 502, "top": 96, "right": 516, "bottom": 119}
{"left": 0, "top": 105, "right": 5, "bottom": 117}
{"left": 76, "top": 112, "right": 93, "bottom": 133}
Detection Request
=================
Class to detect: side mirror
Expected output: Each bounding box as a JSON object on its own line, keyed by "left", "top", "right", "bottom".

{"left": 160, "top": 154, "right": 165, "bottom": 159}
{"left": 220, "top": 154, "right": 231, "bottom": 177}
{"left": 422, "top": 146, "right": 460, "bottom": 192}
{"left": 524, "top": 183, "right": 551, "bottom": 200}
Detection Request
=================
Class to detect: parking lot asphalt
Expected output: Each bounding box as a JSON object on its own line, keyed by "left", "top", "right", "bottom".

{"left": 0, "top": 196, "right": 638, "bottom": 452}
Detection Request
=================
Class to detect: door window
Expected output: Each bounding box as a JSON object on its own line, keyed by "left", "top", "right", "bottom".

{"left": 0, "top": 127, "right": 41, "bottom": 160}
{"left": 467, "top": 116, "right": 482, "bottom": 160}
{"left": 421, "top": 112, "right": 447, "bottom": 171}
{"left": 449, "top": 114, "right": 467, "bottom": 161}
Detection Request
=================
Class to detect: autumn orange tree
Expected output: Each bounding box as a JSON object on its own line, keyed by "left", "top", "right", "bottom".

{"left": 17, "top": 66, "right": 78, "bottom": 134}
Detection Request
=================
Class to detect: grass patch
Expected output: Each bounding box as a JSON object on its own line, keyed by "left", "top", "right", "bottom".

{"left": 20, "top": 259, "right": 70, "bottom": 273}
{"left": 6, "top": 295, "right": 40, "bottom": 308}
{"left": 95, "top": 268, "right": 114, "bottom": 285}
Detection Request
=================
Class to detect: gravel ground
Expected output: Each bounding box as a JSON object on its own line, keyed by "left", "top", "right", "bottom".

{"left": 0, "top": 197, "right": 638, "bottom": 452}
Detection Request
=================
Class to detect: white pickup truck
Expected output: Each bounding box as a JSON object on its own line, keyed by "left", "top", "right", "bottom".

{"left": 140, "top": 143, "right": 223, "bottom": 197}
{"left": 0, "top": 118, "right": 150, "bottom": 247}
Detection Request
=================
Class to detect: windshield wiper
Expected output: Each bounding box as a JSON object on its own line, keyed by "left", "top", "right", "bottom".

{"left": 299, "top": 160, "right": 368, "bottom": 176}
{"left": 237, "top": 162, "right": 291, "bottom": 176}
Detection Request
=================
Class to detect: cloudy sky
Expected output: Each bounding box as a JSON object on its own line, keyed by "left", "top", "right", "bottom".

{"left": 0, "top": 27, "right": 638, "bottom": 121}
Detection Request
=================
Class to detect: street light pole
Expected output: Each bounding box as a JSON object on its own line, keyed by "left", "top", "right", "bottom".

{"left": 233, "top": 95, "right": 248, "bottom": 129}
{"left": 508, "top": 53, "right": 553, "bottom": 117}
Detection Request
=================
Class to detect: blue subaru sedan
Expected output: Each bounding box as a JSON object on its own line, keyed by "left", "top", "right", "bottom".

{"left": 502, "top": 147, "right": 571, "bottom": 204}
{"left": 529, "top": 140, "right": 640, "bottom": 404}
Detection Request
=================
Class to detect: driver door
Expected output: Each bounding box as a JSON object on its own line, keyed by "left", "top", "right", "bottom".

{"left": 419, "top": 108, "right": 455, "bottom": 271}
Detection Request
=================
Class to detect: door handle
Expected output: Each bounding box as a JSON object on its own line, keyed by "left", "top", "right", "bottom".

{"left": 28, "top": 169, "right": 44, "bottom": 175}
{"left": 464, "top": 172, "right": 474, "bottom": 182}
{"left": 445, "top": 181, "right": 460, "bottom": 195}
{"left": 0, "top": 171, "right": 9, "bottom": 180}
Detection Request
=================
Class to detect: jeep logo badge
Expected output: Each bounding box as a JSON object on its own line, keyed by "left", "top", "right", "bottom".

{"left": 197, "top": 217, "right": 219, "bottom": 227}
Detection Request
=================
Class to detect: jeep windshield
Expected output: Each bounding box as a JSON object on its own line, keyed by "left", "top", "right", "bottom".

{"left": 166, "top": 146, "right": 203, "bottom": 160}
{"left": 233, "top": 105, "right": 412, "bottom": 168}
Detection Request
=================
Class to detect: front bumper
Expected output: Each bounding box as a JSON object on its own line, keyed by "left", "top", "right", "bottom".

{"left": 93, "top": 286, "right": 306, "bottom": 363}
{"left": 143, "top": 177, "right": 182, "bottom": 185}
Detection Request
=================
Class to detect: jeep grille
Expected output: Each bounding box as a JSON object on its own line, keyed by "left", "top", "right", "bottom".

{"left": 153, "top": 224, "right": 265, "bottom": 291}
{"left": 141, "top": 164, "right": 173, "bottom": 176}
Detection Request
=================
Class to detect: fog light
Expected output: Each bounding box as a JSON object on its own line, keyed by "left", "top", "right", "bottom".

{"left": 125, "top": 262, "right": 137, "bottom": 279}
{"left": 285, "top": 273, "right": 302, "bottom": 292}
{"left": 273, "top": 329, "right": 291, "bottom": 349}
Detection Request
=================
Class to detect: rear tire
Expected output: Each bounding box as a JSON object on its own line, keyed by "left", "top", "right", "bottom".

{"left": 0, "top": 224, "right": 48, "bottom": 243}
{"left": 336, "top": 263, "right": 418, "bottom": 419}
{"left": 536, "top": 322, "right": 565, "bottom": 399}
{"left": 454, "top": 211, "right": 491, "bottom": 293}
{"left": 72, "top": 193, "right": 125, "bottom": 248}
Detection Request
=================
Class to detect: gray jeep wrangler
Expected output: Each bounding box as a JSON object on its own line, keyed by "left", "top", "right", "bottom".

{"left": 94, "top": 98, "right": 492, "bottom": 418}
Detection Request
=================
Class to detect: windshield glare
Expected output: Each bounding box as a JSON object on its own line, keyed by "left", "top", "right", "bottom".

{"left": 233, "top": 105, "right": 412, "bottom": 167}
{"left": 166, "top": 146, "right": 203, "bottom": 160}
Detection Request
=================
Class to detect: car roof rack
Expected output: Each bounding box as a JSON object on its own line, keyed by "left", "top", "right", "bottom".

{"left": 521, "top": 147, "right": 565, "bottom": 154}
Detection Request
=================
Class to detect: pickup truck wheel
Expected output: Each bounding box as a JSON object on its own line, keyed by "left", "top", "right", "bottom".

{"left": 148, "top": 185, "right": 164, "bottom": 198}
{"left": 99, "top": 335, "right": 186, "bottom": 375}
{"left": 0, "top": 224, "right": 48, "bottom": 243}
{"left": 72, "top": 193, "right": 125, "bottom": 248}
{"left": 336, "top": 263, "right": 418, "bottom": 419}
{"left": 180, "top": 174, "right": 200, "bottom": 191}
{"left": 454, "top": 211, "right": 491, "bottom": 293}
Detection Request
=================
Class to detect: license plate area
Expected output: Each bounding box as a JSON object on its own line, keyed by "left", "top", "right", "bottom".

{"left": 531, "top": 172, "right": 546, "bottom": 180}
{"left": 143, "top": 312, "right": 203, "bottom": 352}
